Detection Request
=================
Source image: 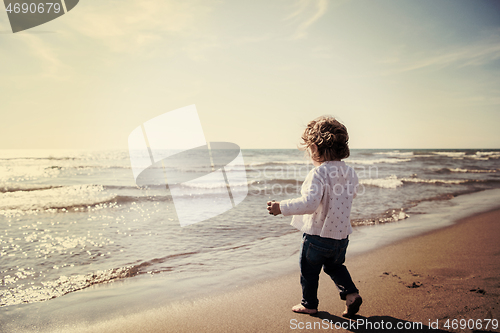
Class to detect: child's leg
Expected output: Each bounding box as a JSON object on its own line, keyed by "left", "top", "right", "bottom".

{"left": 323, "top": 263, "right": 359, "bottom": 300}
{"left": 323, "top": 237, "right": 362, "bottom": 316}
{"left": 294, "top": 234, "right": 323, "bottom": 312}
{"left": 322, "top": 238, "right": 359, "bottom": 300}
{"left": 299, "top": 249, "right": 323, "bottom": 310}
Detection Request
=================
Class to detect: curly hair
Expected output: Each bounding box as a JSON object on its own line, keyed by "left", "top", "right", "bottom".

{"left": 300, "top": 116, "right": 350, "bottom": 162}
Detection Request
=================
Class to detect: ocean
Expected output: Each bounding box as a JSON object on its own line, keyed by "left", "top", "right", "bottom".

{"left": 1, "top": 148, "right": 500, "bottom": 315}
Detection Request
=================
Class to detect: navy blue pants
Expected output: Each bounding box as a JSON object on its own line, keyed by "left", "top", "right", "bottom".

{"left": 299, "top": 233, "right": 359, "bottom": 310}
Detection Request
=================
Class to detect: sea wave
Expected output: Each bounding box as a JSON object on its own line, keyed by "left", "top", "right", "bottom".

{"left": 0, "top": 156, "right": 79, "bottom": 161}
{"left": 248, "top": 160, "right": 309, "bottom": 167}
{"left": 0, "top": 266, "right": 142, "bottom": 307}
{"left": 359, "top": 175, "right": 491, "bottom": 189}
{"left": 0, "top": 184, "right": 63, "bottom": 193}
{"left": 0, "top": 185, "right": 117, "bottom": 212}
{"left": 431, "top": 151, "right": 500, "bottom": 160}
{"left": 183, "top": 180, "right": 251, "bottom": 189}
{"left": 412, "top": 154, "right": 436, "bottom": 158}
{"left": 0, "top": 182, "right": 263, "bottom": 215}
{"left": 373, "top": 151, "right": 414, "bottom": 157}
{"left": 0, "top": 165, "right": 61, "bottom": 181}
{"left": 0, "top": 149, "right": 129, "bottom": 162}
{"left": 347, "top": 158, "right": 412, "bottom": 165}
{"left": 434, "top": 167, "right": 498, "bottom": 174}
{"left": 249, "top": 179, "right": 301, "bottom": 186}
{"left": 0, "top": 250, "right": 202, "bottom": 307}
{"left": 352, "top": 207, "right": 409, "bottom": 225}
{"left": 401, "top": 177, "right": 481, "bottom": 185}
{"left": 432, "top": 151, "right": 466, "bottom": 158}
{"left": 360, "top": 175, "right": 402, "bottom": 188}
{"left": 412, "top": 151, "right": 434, "bottom": 156}
{"left": 473, "top": 151, "right": 500, "bottom": 159}
{"left": 44, "top": 165, "right": 132, "bottom": 170}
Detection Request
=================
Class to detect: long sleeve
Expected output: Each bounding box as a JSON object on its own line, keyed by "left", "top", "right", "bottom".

{"left": 280, "top": 167, "right": 324, "bottom": 216}
{"left": 280, "top": 161, "right": 357, "bottom": 240}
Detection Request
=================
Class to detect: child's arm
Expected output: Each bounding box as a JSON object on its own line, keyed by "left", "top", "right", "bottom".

{"left": 270, "top": 168, "right": 324, "bottom": 217}
{"left": 267, "top": 201, "right": 281, "bottom": 215}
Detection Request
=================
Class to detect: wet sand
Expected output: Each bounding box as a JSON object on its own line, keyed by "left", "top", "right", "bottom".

{"left": 45, "top": 208, "right": 500, "bottom": 333}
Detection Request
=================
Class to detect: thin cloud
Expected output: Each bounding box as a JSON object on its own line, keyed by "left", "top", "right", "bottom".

{"left": 5, "top": 34, "right": 71, "bottom": 82}
{"left": 393, "top": 36, "right": 500, "bottom": 73}
{"left": 0, "top": 1, "right": 221, "bottom": 89}
{"left": 285, "top": 0, "right": 330, "bottom": 39}
{"left": 62, "top": 0, "right": 219, "bottom": 54}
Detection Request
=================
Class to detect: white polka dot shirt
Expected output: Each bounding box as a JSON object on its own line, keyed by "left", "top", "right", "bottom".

{"left": 280, "top": 161, "right": 358, "bottom": 240}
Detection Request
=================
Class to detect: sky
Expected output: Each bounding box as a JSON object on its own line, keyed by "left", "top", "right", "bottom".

{"left": 0, "top": 0, "right": 499, "bottom": 149}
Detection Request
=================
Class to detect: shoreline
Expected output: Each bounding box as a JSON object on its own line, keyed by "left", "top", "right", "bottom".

{"left": 31, "top": 205, "right": 500, "bottom": 333}
{"left": 60, "top": 209, "right": 500, "bottom": 332}
{"left": 2, "top": 189, "right": 500, "bottom": 332}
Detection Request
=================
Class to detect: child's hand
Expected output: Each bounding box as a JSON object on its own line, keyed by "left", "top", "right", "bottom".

{"left": 267, "top": 201, "right": 281, "bottom": 216}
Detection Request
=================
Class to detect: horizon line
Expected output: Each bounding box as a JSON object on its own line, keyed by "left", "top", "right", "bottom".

{"left": 0, "top": 147, "right": 499, "bottom": 151}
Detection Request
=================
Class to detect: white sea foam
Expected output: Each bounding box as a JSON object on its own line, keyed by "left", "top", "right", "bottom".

{"left": 412, "top": 154, "right": 435, "bottom": 158}
{"left": 0, "top": 266, "right": 135, "bottom": 307}
{"left": 0, "top": 165, "right": 61, "bottom": 181}
{"left": 374, "top": 151, "right": 414, "bottom": 157}
{"left": 432, "top": 151, "right": 466, "bottom": 158}
{"left": 347, "top": 158, "right": 412, "bottom": 165}
{"left": 0, "top": 183, "right": 62, "bottom": 193}
{"left": 360, "top": 175, "right": 402, "bottom": 188}
{"left": 430, "top": 151, "right": 500, "bottom": 160}
{"left": 182, "top": 180, "right": 249, "bottom": 189}
{"left": 0, "top": 185, "right": 117, "bottom": 212}
{"left": 473, "top": 151, "right": 500, "bottom": 158}
{"left": 466, "top": 156, "right": 489, "bottom": 161}
{"left": 360, "top": 175, "right": 475, "bottom": 188}
{"left": 447, "top": 168, "right": 497, "bottom": 173}
{"left": 401, "top": 177, "right": 470, "bottom": 185}
{"left": 248, "top": 160, "right": 309, "bottom": 167}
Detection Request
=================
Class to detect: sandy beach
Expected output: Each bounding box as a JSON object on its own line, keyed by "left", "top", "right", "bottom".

{"left": 2, "top": 0, "right": 500, "bottom": 331}
{"left": 36, "top": 207, "right": 499, "bottom": 333}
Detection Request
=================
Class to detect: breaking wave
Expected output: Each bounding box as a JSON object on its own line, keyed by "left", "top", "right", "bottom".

{"left": 347, "top": 158, "right": 412, "bottom": 165}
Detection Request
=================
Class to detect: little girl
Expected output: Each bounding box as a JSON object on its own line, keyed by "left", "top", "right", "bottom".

{"left": 267, "top": 115, "right": 362, "bottom": 318}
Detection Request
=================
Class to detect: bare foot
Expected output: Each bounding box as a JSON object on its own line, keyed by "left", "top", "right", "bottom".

{"left": 342, "top": 293, "right": 362, "bottom": 318}
{"left": 292, "top": 304, "right": 318, "bottom": 314}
